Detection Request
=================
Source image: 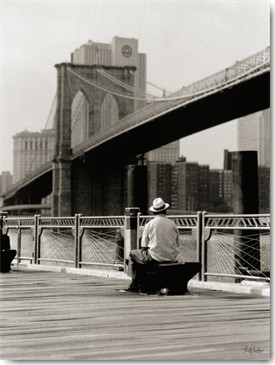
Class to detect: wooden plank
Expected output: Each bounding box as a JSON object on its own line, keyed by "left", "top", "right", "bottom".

{"left": 0, "top": 268, "right": 270, "bottom": 360}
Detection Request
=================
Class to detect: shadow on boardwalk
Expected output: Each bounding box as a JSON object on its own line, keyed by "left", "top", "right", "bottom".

{"left": 0, "top": 268, "right": 270, "bottom": 361}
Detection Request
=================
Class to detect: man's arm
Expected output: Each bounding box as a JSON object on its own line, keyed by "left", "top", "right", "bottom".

{"left": 141, "top": 224, "right": 149, "bottom": 248}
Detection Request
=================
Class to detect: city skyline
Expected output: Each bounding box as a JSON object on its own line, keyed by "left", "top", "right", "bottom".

{"left": 1, "top": 0, "right": 270, "bottom": 173}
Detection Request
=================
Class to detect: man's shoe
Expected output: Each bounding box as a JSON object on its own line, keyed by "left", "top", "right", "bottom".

{"left": 125, "top": 285, "right": 139, "bottom": 293}
{"left": 140, "top": 290, "right": 159, "bottom": 296}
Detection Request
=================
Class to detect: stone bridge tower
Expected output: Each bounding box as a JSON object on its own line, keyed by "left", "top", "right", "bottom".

{"left": 53, "top": 63, "right": 136, "bottom": 216}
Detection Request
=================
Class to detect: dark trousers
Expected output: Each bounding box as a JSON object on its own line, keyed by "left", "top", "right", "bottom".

{"left": 1, "top": 250, "right": 17, "bottom": 272}
{"left": 127, "top": 248, "right": 157, "bottom": 288}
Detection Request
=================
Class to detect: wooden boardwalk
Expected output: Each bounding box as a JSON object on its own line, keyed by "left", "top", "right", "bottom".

{"left": 0, "top": 268, "right": 270, "bottom": 361}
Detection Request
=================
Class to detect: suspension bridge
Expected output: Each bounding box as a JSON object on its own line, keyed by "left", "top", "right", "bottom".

{"left": 2, "top": 47, "right": 270, "bottom": 216}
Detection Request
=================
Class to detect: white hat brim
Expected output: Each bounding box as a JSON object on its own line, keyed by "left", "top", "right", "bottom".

{"left": 149, "top": 203, "right": 170, "bottom": 212}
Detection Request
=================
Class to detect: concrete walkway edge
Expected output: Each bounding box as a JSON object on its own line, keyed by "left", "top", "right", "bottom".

{"left": 15, "top": 263, "right": 270, "bottom": 297}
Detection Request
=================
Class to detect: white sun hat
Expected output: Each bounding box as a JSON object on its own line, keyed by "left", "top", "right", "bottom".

{"left": 149, "top": 197, "right": 170, "bottom": 212}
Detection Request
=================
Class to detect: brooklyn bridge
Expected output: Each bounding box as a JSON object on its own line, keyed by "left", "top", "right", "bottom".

{"left": 2, "top": 47, "right": 270, "bottom": 216}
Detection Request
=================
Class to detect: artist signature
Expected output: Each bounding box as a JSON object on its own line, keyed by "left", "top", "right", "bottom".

{"left": 242, "top": 345, "right": 264, "bottom": 355}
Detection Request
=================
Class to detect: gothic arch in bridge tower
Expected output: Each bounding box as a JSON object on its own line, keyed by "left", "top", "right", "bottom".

{"left": 63, "top": 65, "right": 136, "bottom": 150}
{"left": 53, "top": 63, "right": 136, "bottom": 216}
{"left": 71, "top": 90, "right": 89, "bottom": 148}
{"left": 101, "top": 93, "right": 119, "bottom": 130}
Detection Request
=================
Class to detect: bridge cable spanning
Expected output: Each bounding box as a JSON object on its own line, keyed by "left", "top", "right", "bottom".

{"left": 68, "top": 59, "right": 269, "bottom": 102}
{"left": 68, "top": 47, "right": 269, "bottom": 103}
{"left": 129, "top": 70, "right": 173, "bottom": 94}
{"left": 97, "top": 69, "right": 157, "bottom": 99}
{"left": 42, "top": 229, "right": 75, "bottom": 263}
{"left": 84, "top": 229, "right": 119, "bottom": 264}
{"left": 207, "top": 231, "right": 270, "bottom": 280}
{"left": 68, "top": 67, "right": 155, "bottom": 101}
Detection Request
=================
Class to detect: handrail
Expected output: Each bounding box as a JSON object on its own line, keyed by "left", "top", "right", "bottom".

{"left": 1, "top": 212, "right": 270, "bottom": 283}
{"left": 2, "top": 213, "right": 270, "bottom": 230}
{"left": 204, "top": 214, "right": 270, "bottom": 230}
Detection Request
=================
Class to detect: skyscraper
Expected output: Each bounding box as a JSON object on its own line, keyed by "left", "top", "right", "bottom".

{"left": 198, "top": 165, "right": 210, "bottom": 211}
{"left": 147, "top": 162, "right": 173, "bottom": 209}
{"left": 172, "top": 157, "right": 210, "bottom": 213}
{"left": 0, "top": 171, "right": 13, "bottom": 196}
{"left": 13, "top": 129, "right": 54, "bottom": 183}
{"left": 146, "top": 140, "right": 180, "bottom": 164}
{"left": 209, "top": 169, "right": 233, "bottom": 212}
{"left": 237, "top": 109, "right": 270, "bottom": 167}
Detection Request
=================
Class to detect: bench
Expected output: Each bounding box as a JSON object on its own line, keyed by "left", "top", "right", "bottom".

{"left": 0, "top": 233, "right": 17, "bottom": 273}
{"left": 135, "top": 261, "right": 201, "bottom": 295}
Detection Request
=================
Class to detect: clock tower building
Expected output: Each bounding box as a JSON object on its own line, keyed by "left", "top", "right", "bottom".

{"left": 71, "top": 36, "right": 146, "bottom": 111}
{"left": 71, "top": 36, "right": 179, "bottom": 164}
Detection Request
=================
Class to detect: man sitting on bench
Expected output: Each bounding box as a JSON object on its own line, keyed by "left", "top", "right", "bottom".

{"left": 126, "top": 197, "right": 179, "bottom": 292}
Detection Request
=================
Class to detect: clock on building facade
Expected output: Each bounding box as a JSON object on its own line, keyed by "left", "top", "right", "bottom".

{"left": 121, "top": 45, "right": 132, "bottom": 57}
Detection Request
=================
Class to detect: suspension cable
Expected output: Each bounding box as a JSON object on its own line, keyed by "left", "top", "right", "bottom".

{"left": 97, "top": 69, "right": 157, "bottom": 98}
{"left": 68, "top": 57, "right": 269, "bottom": 104}
{"left": 130, "top": 70, "right": 173, "bottom": 94}
{"left": 68, "top": 67, "right": 154, "bottom": 101}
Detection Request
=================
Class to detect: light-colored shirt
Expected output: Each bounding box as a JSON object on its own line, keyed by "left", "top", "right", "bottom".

{"left": 141, "top": 214, "right": 179, "bottom": 262}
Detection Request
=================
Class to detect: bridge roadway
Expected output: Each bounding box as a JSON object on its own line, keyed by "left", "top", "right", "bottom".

{"left": 0, "top": 267, "right": 270, "bottom": 360}
{"left": 3, "top": 47, "right": 270, "bottom": 209}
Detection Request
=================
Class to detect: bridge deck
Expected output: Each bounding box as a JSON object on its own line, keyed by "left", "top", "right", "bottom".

{"left": 0, "top": 268, "right": 270, "bottom": 361}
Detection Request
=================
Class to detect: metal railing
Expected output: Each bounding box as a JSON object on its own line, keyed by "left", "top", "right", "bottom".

{"left": 200, "top": 212, "right": 270, "bottom": 282}
{"left": 1, "top": 211, "right": 270, "bottom": 283}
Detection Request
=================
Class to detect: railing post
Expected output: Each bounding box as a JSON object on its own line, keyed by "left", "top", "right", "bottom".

{"left": 78, "top": 215, "right": 84, "bottom": 269}
{"left": 230, "top": 151, "right": 260, "bottom": 281}
{"left": 33, "top": 215, "right": 41, "bottom": 265}
{"left": 196, "top": 211, "right": 202, "bottom": 281}
{"left": 74, "top": 214, "right": 81, "bottom": 268}
{"left": 137, "top": 212, "right": 142, "bottom": 249}
{"left": 201, "top": 211, "right": 207, "bottom": 282}
{"left": 17, "top": 220, "right": 22, "bottom": 265}
{"left": 124, "top": 207, "right": 140, "bottom": 272}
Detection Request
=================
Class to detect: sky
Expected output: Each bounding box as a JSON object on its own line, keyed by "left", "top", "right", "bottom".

{"left": 0, "top": 0, "right": 270, "bottom": 173}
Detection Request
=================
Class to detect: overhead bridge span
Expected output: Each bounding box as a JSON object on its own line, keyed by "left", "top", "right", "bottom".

{"left": 2, "top": 47, "right": 270, "bottom": 216}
